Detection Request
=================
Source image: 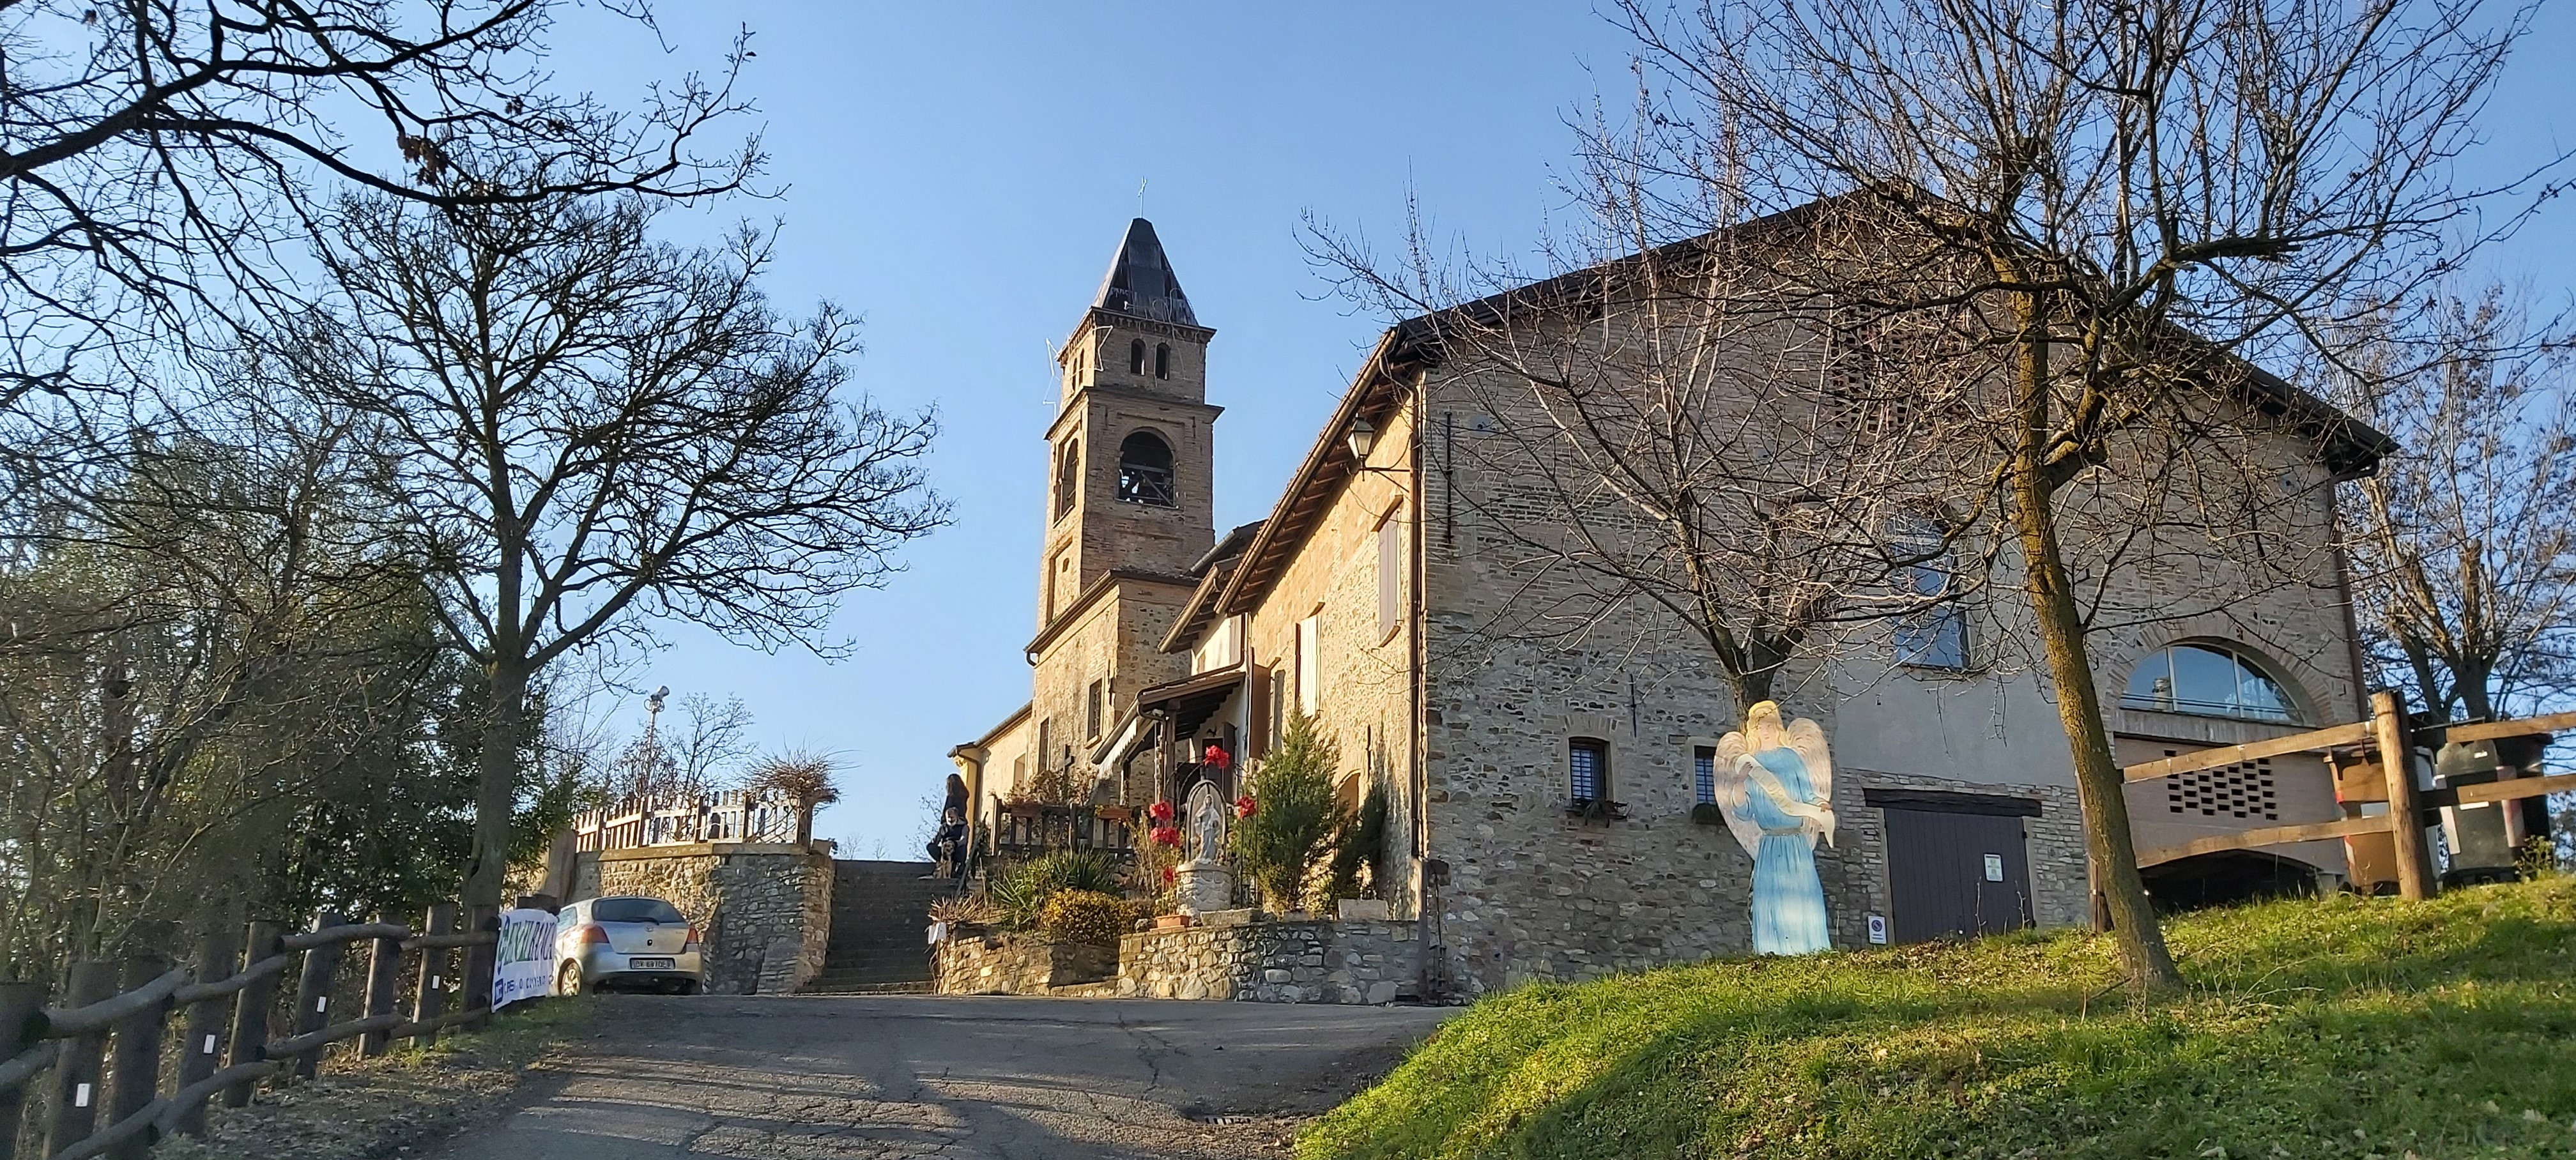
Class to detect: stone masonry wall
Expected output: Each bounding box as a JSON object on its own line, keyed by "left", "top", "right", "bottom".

{"left": 1116, "top": 917, "right": 1421, "bottom": 1004}
{"left": 933, "top": 933, "right": 1118, "bottom": 994}
{"left": 590, "top": 843, "right": 832, "bottom": 995}
{"left": 1235, "top": 401, "right": 1422, "bottom": 913}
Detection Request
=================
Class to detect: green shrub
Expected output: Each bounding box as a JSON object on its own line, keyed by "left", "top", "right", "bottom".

{"left": 1231, "top": 711, "right": 1349, "bottom": 913}
{"left": 1324, "top": 781, "right": 1389, "bottom": 903}
{"left": 988, "top": 848, "right": 1121, "bottom": 929}
{"left": 1038, "top": 889, "right": 1129, "bottom": 945}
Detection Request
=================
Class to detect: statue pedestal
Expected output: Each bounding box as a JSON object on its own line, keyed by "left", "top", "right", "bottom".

{"left": 1174, "top": 861, "right": 1233, "bottom": 917}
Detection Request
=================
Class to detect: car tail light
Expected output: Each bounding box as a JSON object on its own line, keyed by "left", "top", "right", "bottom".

{"left": 575, "top": 924, "right": 608, "bottom": 945}
{"left": 684, "top": 924, "right": 702, "bottom": 949}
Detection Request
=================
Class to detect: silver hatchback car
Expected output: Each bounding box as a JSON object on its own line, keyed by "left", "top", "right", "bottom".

{"left": 554, "top": 896, "right": 705, "bottom": 995}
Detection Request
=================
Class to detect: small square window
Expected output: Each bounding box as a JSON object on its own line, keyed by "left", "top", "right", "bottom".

{"left": 1693, "top": 745, "right": 1717, "bottom": 805}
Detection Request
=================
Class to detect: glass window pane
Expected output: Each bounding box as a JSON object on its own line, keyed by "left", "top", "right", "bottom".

{"left": 1694, "top": 747, "right": 1716, "bottom": 805}
{"left": 2234, "top": 662, "right": 2296, "bottom": 722}
{"left": 2168, "top": 645, "right": 2241, "bottom": 715}
{"left": 2122, "top": 649, "right": 2175, "bottom": 710}
{"left": 1570, "top": 740, "right": 1604, "bottom": 801}
{"left": 593, "top": 898, "right": 686, "bottom": 924}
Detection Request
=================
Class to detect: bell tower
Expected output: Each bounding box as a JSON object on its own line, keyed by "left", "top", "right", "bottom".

{"left": 1038, "top": 219, "right": 1220, "bottom": 629}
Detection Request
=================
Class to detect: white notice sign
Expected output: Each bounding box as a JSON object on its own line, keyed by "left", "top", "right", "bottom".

{"left": 492, "top": 908, "right": 560, "bottom": 1011}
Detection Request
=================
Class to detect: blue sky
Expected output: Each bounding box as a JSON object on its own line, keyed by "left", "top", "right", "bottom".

{"left": 548, "top": 1, "right": 2576, "bottom": 860}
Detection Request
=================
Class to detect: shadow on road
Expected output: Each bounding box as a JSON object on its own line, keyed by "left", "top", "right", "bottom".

{"left": 434, "top": 995, "right": 1456, "bottom": 1159}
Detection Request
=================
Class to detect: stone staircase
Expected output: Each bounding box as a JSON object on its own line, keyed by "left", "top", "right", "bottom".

{"left": 803, "top": 860, "right": 955, "bottom": 995}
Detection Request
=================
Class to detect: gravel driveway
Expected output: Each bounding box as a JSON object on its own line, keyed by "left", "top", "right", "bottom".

{"left": 430, "top": 994, "right": 1455, "bottom": 1159}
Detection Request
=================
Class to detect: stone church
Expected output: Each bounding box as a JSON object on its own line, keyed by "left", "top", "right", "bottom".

{"left": 951, "top": 217, "right": 2391, "bottom": 996}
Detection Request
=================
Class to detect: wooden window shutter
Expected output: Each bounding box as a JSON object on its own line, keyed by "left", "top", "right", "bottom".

{"left": 1248, "top": 664, "right": 1273, "bottom": 758}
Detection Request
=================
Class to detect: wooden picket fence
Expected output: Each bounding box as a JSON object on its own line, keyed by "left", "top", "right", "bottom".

{"left": 569, "top": 788, "right": 810, "bottom": 853}
{"left": 2126, "top": 690, "right": 2576, "bottom": 897}
{"left": 0, "top": 903, "right": 507, "bottom": 1160}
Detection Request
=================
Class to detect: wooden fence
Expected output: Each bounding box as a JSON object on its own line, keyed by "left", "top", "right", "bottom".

{"left": 0, "top": 903, "right": 506, "bottom": 1160}
{"left": 992, "top": 804, "right": 1137, "bottom": 860}
{"left": 2125, "top": 690, "right": 2576, "bottom": 898}
{"left": 569, "top": 788, "right": 811, "bottom": 853}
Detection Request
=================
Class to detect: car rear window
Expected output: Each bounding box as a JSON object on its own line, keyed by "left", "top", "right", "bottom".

{"left": 592, "top": 898, "right": 686, "bottom": 924}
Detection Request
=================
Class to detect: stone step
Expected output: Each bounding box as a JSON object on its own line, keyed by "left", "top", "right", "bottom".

{"left": 806, "top": 968, "right": 932, "bottom": 988}
{"left": 802, "top": 979, "right": 933, "bottom": 995}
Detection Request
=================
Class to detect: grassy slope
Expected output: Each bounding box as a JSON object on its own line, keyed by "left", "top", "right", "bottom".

{"left": 1303, "top": 877, "right": 2576, "bottom": 1159}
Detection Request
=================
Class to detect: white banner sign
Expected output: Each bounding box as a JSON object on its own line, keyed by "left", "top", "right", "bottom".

{"left": 491, "top": 907, "right": 559, "bottom": 1011}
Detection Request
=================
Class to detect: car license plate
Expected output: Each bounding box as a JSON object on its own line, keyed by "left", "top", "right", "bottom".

{"left": 629, "top": 957, "right": 674, "bottom": 970}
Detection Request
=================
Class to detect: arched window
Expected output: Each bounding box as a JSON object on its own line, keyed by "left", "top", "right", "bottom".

{"left": 1154, "top": 342, "right": 1171, "bottom": 379}
{"left": 1116, "top": 431, "right": 1177, "bottom": 507}
{"left": 1054, "top": 441, "right": 1079, "bottom": 520}
{"left": 1128, "top": 339, "right": 1146, "bottom": 375}
{"left": 2121, "top": 643, "right": 2301, "bottom": 723}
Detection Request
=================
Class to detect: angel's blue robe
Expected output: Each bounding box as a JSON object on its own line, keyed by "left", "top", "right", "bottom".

{"left": 1735, "top": 745, "right": 1832, "bottom": 954}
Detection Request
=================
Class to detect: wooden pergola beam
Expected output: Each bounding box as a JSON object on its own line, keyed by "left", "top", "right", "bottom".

{"left": 2137, "top": 815, "right": 2389, "bottom": 867}
{"left": 2440, "top": 712, "right": 2576, "bottom": 744}
{"left": 2120, "top": 721, "right": 2373, "bottom": 782}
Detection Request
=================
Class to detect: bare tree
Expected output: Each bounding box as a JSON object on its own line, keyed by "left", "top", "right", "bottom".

{"left": 0, "top": 0, "right": 759, "bottom": 418}
{"left": 2332, "top": 286, "right": 2576, "bottom": 721}
{"left": 291, "top": 185, "right": 947, "bottom": 912}
{"left": 1307, "top": 208, "right": 1984, "bottom": 715}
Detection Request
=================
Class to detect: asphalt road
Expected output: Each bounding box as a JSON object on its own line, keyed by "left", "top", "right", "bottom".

{"left": 432, "top": 995, "right": 1457, "bottom": 1159}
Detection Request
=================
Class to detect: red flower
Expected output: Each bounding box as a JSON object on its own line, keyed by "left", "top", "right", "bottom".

{"left": 1148, "top": 800, "right": 1175, "bottom": 822}
{"left": 1151, "top": 825, "right": 1181, "bottom": 847}
{"left": 1202, "top": 743, "right": 1232, "bottom": 770}
{"left": 1234, "top": 796, "right": 1257, "bottom": 819}
{"left": 1161, "top": 866, "right": 1177, "bottom": 884}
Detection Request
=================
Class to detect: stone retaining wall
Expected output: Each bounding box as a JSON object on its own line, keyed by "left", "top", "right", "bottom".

{"left": 1115, "top": 915, "right": 1420, "bottom": 1004}
{"left": 574, "top": 843, "right": 833, "bottom": 995}
{"left": 933, "top": 933, "right": 1117, "bottom": 993}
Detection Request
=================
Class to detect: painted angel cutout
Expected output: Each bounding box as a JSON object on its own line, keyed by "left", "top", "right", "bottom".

{"left": 1712, "top": 701, "right": 1837, "bottom": 955}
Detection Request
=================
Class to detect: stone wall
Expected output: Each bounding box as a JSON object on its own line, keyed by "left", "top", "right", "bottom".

{"left": 933, "top": 933, "right": 1118, "bottom": 994}
{"left": 583, "top": 842, "right": 832, "bottom": 995}
{"left": 1115, "top": 914, "right": 1421, "bottom": 1004}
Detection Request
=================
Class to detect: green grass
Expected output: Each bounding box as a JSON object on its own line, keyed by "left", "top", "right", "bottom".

{"left": 1301, "top": 877, "right": 2576, "bottom": 1159}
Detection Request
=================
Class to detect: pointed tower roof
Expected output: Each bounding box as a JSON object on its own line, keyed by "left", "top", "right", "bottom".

{"left": 1092, "top": 218, "right": 1200, "bottom": 327}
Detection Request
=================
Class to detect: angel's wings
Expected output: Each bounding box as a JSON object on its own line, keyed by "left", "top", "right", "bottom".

{"left": 1712, "top": 701, "right": 1837, "bottom": 855}
{"left": 1711, "top": 729, "right": 1762, "bottom": 859}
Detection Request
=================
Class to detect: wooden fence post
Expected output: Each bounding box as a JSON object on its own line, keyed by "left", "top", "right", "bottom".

{"left": 171, "top": 926, "right": 240, "bottom": 1138}
{"left": 2372, "top": 690, "right": 2436, "bottom": 901}
{"left": 0, "top": 981, "right": 45, "bottom": 1160}
{"left": 106, "top": 942, "right": 171, "bottom": 1160}
{"left": 460, "top": 904, "right": 498, "bottom": 1030}
{"left": 358, "top": 914, "right": 404, "bottom": 1058}
{"left": 287, "top": 914, "right": 346, "bottom": 1081}
{"left": 222, "top": 920, "right": 284, "bottom": 1108}
{"left": 43, "top": 959, "right": 117, "bottom": 1157}
{"left": 410, "top": 904, "right": 454, "bottom": 1050}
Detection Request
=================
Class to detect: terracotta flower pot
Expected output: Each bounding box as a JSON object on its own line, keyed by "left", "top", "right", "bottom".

{"left": 1154, "top": 913, "right": 1191, "bottom": 931}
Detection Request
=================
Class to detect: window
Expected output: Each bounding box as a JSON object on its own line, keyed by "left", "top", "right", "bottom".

{"left": 1154, "top": 342, "right": 1171, "bottom": 379}
{"left": 1085, "top": 680, "right": 1105, "bottom": 740}
{"left": 1693, "top": 745, "right": 1717, "bottom": 805}
{"left": 1128, "top": 338, "right": 1146, "bottom": 375}
{"left": 1892, "top": 516, "right": 1966, "bottom": 669}
{"left": 1376, "top": 510, "right": 1402, "bottom": 640}
{"left": 592, "top": 898, "right": 687, "bottom": 924}
{"left": 1054, "top": 441, "right": 1080, "bottom": 520}
{"left": 1116, "top": 431, "right": 1177, "bottom": 507}
{"left": 1296, "top": 614, "right": 1321, "bottom": 716}
{"left": 1570, "top": 738, "right": 1610, "bottom": 804}
{"left": 2121, "top": 643, "right": 2301, "bottom": 723}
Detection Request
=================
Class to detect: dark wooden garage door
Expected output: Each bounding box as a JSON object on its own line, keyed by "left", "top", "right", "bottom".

{"left": 1883, "top": 807, "right": 2034, "bottom": 943}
